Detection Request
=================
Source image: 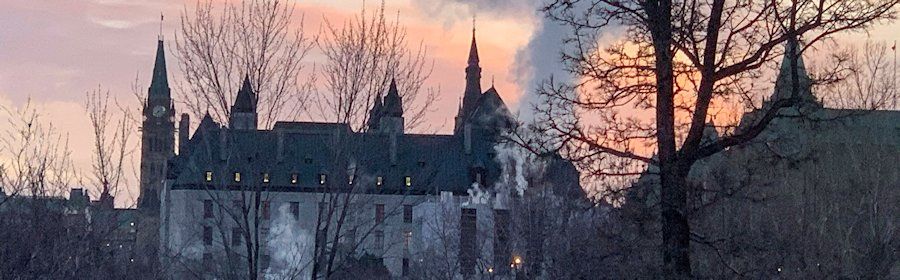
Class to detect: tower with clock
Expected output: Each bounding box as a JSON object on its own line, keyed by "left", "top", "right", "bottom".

{"left": 138, "top": 39, "right": 175, "bottom": 212}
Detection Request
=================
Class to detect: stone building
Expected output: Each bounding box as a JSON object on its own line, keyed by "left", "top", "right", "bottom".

{"left": 625, "top": 40, "right": 900, "bottom": 278}
{"left": 144, "top": 29, "right": 580, "bottom": 279}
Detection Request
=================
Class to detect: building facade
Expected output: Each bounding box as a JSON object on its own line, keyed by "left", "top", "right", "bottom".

{"left": 153, "top": 30, "right": 579, "bottom": 279}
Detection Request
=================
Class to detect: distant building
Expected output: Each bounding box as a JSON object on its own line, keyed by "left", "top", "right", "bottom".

{"left": 144, "top": 28, "right": 580, "bottom": 279}
{"left": 627, "top": 40, "right": 900, "bottom": 278}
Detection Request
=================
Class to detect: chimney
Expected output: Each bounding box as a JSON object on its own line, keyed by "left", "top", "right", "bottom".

{"left": 178, "top": 113, "right": 190, "bottom": 156}
{"left": 219, "top": 130, "right": 227, "bottom": 161}
{"left": 390, "top": 133, "right": 398, "bottom": 165}
{"left": 276, "top": 130, "right": 284, "bottom": 163}
{"left": 464, "top": 124, "right": 472, "bottom": 154}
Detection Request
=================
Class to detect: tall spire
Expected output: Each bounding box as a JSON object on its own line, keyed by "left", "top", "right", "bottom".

{"left": 769, "top": 37, "right": 819, "bottom": 107}
{"left": 149, "top": 39, "right": 169, "bottom": 94}
{"left": 456, "top": 16, "right": 483, "bottom": 134}
{"left": 468, "top": 17, "right": 479, "bottom": 67}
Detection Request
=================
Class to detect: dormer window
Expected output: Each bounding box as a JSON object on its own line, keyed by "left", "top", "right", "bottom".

{"left": 319, "top": 174, "right": 327, "bottom": 185}
{"left": 262, "top": 173, "right": 270, "bottom": 183}
{"left": 205, "top": 171, "right": 213, "bottom": 182}
{"left": 405, "top": 176, "right": 412, "bottom": 188}
{"left": 290, "top": 173, "right": 298, "bottom": 184}
{"left": 233, "top": 172, "right": 241, "bottom": 182}
{"left": 348, "top": 174, "right": 355, "bottom": 185}
{"left": 376, "top": 176, "right": 383, "bottom": 187}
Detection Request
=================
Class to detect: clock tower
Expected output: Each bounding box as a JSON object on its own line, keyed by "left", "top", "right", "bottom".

{"left": 138, "top": 39, "right": 175, "bottom": 212}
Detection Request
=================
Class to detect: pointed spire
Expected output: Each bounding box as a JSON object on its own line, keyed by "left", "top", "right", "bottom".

{"left": 468, "top": 17, "right": 479, "bottom": 67}
{"left": 232, "top": 74, "right": 256, "bottom": 113}
{"left": 149, "top": 39, "right": 169, "bottom": 93}
{"left": 383, "top": 77, "right": 403, "bottom": 117}
{"left": 769, "top": 37, "right": 819, "bottom": 107}
{"left": 367, "top": 91, "right": 384, "bottom": 131}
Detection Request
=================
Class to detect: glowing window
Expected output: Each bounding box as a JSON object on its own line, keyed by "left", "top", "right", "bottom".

{"left": 348, "top": 174, "right": 355, "bottom": 185}
{"left": 262, "top": 173, "right": 270, "bottom": 183}
{"left": 319, "top": 174, "right": 327, "bottom": 185}
{"left": 233, "top": 172, "right": 241, "bottom": 182}
{"left": 290, "top": 173, "right": 298, "bottom": 184}
{"left": 376, "top": 176, "right": 383, "bottom": 186}
{"left": 405, "top": 176, "right": 411, "bottom": 188}
{"left": 205, "top": 171, "right": 213, "bottom": 182}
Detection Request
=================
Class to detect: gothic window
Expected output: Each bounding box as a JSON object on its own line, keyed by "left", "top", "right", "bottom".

{"left": 233, "top": 172, "right": 241, "bottom": 183}
{"left": 290, "top": 202, "right": 300, "bottom": 220}
{"left": 262, "top": 172, "right": 270, "bottom": 183}
{"left": 460, "top": 208, "right": 477, "bottom": 274}
{"left": 376, "top": 176, "right": 383, "bottom": 188}
{"left": 203, "top": 226, "right": 213, "bottom": 246}
{"left": 403, "top": 205, "right": 413, "bottom": 223}
{"left": 403, "top": 230, "right": 412, "bottom": 253}
{"left": 402, "top": 258, "right": 410, "bottom": 276}
{"left": 375, "top": 204, "right": 385, "bottom": 223}
{"left": 203, "top": 200, "right": 214, "bottom": 218}
{"left": 290, "top": 173, "right": 298, "bottom": 184}
{"left": 405, "top": 176, "right": 412, "bottom": 188}
{"left": 318, "top": 174, "right": 327, "bottom": 185}
{"left": 373, "top": 230, "right": 384, "bottom": 251}
{"left": 205, "top": 171, "right": 213, "bottom": 182}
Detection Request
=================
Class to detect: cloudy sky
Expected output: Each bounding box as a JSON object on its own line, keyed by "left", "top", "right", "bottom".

{"left": 1, "top": 0, "right": 897, "bottom": 206}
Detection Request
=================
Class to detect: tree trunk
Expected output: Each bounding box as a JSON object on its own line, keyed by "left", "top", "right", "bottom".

{"left": 643, "top": 0, "right": 692, "bottom": 278}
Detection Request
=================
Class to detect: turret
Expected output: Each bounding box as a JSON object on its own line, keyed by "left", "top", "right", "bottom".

{"left": 178, "top": 113, "right": 190, "bottom": 156}
{"left": 229, "top": 75, "right": 258, "bottom": 130}
{"left": 455, "top": 24, "right": 483, "bottom": 134}
{"left": 379, "top": 78, "right": 404, "bottom": 135}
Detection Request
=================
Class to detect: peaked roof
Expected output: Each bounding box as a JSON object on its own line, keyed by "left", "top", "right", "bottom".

{"left": 150, "top": 40, "right": 169, "bottom": 93}
{"left": 467, "top": 29, "right": 479, "bottom": 66}
{"left": 232, "top": 75, "right": 257, "bottom": 113}
{"left": 383, "top": 78, "right": 403, "bottom": 117}
{"left": 770, "top": 38, "right": 819, "bottom": 106}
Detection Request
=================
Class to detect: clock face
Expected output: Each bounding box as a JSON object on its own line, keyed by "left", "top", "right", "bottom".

{"left": 152, "top": 105, "right": 166, "bottom": 117}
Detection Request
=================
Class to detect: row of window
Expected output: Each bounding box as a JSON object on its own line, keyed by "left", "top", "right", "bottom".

{"left": 203, "top": 200, "right": 413, "bottom": 224}
{"left": 204, "top": 200, "right": 300, "bottom": 221}
{"left": 375, "top": 204, "right": 413, "bottom": 224}
{"left": 204, "top": 171, "right": 413, "bottom": 187}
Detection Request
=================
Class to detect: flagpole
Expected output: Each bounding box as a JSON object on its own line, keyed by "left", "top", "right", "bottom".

{"left": 893, "top": 40, "right": 896, "bottom": 109}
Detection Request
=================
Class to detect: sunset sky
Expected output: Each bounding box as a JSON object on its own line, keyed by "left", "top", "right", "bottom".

{"left": 1, "top": 0, "right": 897, "bottom": 206}
{"left": 0, "top": 0, "right": 554, "bottom": 206}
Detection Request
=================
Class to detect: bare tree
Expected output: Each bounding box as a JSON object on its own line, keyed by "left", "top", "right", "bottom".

{"left": 84, "top": 86, "right": 135, "bottom": 207}
{"left": 813, "top": 40, "right": 899, "bottom": 110}
{"left": 0, "top": 99, "right": 76, "bottom": 203}
{"left": 525, "top": 0, "right": 900, "bottom": 277}
{"left": 175, "top": 0, "right": 314, "bottom": 127}
{"left": 315, "top": 1, "right": 437, "bottom": 132}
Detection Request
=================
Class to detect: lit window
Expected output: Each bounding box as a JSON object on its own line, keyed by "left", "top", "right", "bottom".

{"left": 205, "top": 171, "right": 213, "bottom": 182}
{"left": 290, "top": 173, "right": 298, "bottom": 184}
{"left": 376, "top": 176, "right": 383, "bottom": 186}
{"left": 319, "top": 174, "right": 327, "bottom": 185}
{"left": 233, "top": 172, "right": 241, "bottom": 182}
{"left": 348, "top": 174, "right": 355, "bottom": 185}
{"left": 262, "top": 173, "right": 270, "bottom": 183}
{"left": 403, "top": 230, "right": 412, "bottom": 251}
{"left": 405, "top": 176, "right": 411, "bottom": 188}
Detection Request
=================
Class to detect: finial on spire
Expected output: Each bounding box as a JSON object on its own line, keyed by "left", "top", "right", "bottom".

{"left": 491, "top": 75, "right": 495, "bottom": 87}
{"left": 158, "top": 13, "right": 164, "bottom": 41}
{"left": 472, "top": 15, "right": 476, "bottom": 38}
